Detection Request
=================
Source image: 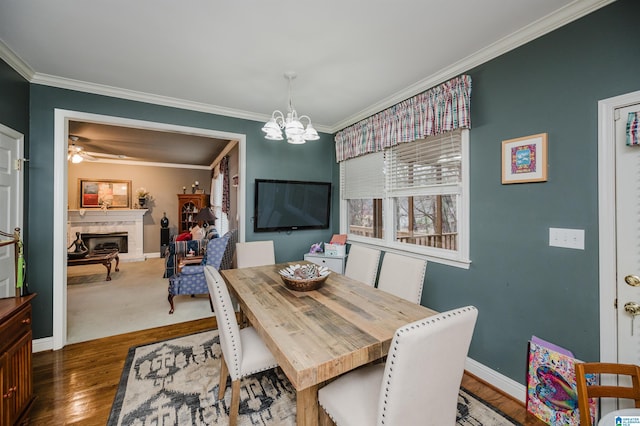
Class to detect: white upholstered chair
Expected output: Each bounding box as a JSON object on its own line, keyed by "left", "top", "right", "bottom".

{"left": 318, "top": 305, "right": 478, "bottom": 426}
{"left": 235, "top": 240, "right": 276, "bottom": 268}
{"left": 376, "top": 253, "right": 427, "bottom": 303}
{"left": 344, "top": 245, "right": 381, "bottom": 286}
{"left": 204, "top": 265, "right": 279, "bottom": 426}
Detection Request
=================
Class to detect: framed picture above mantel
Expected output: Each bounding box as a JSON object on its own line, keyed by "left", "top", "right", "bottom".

{"left": 79, "top": 179, "right": 131, "bottom": 208}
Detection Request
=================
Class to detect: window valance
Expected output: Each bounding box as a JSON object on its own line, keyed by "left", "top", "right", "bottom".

{"left": 335, "top": 75, "right": 472, "bottom": 162}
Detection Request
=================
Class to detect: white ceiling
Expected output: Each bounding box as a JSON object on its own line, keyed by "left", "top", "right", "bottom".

{"left": 0, "top": 0, "right": 611, "bottom": 164}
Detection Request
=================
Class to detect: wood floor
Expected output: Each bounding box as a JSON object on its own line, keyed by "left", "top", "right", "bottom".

{"left": 29, "top": 318, "right": 546, "bottom": 425}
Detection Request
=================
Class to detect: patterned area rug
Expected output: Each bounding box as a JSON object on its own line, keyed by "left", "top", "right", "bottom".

{"left": 108, "top": 330, "right": 521, "bottom": 425}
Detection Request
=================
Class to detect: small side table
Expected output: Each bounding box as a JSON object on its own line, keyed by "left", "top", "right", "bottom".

{"left": 304, "top": 253, "right": 347, "bottom": 274}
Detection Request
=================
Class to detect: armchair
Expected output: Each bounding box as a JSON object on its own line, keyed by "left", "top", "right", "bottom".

{"left": 167, "top": 231, "right": 233, "bottom": 314}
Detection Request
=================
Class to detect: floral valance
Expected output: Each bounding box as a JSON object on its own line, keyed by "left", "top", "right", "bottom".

{"left": 334, "top": 75, "right": 472, "bottom": 162}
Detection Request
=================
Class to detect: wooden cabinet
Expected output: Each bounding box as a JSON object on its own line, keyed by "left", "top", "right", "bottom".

{"left": 0, "top": 294, "right": 36, "bottom": 426}
{"left": 177, "top": 194, "right": 209, "bottom": 234}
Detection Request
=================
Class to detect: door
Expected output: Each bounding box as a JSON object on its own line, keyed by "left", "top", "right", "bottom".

{"left": 616, "top": 103, "right": 640, "bottom": 374}
{"left": 0, "top": 124, "right": 24, "bottom": 298}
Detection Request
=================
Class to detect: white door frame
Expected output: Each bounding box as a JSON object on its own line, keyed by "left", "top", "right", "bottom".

{"left": 598, "top": 89, "right": 640, "bottom": 363}
{"left": 52, "top": 109, "right": 247, "bottom": 350}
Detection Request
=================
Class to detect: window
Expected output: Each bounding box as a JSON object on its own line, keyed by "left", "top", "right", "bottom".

{"left": 340, "top": 129, "right": 469, "bottom": 267}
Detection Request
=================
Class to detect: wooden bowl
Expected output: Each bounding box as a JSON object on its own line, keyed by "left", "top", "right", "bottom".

{"left": 279, "top": 273, "right": 329, "bottom": 292}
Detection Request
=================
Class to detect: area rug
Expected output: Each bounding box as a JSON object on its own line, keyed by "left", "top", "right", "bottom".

{"left": 108, "top": 330, "right": 521, "bottom": 425}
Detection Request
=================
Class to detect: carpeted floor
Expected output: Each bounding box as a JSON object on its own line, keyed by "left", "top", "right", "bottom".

{"left": 108, "top": 330, "right": 521, "bottom": 426}
{"left": 67, "top": 257, "right": 214, "bottom": 344}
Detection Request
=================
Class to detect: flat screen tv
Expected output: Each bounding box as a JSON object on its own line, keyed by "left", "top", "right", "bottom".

{"left": 254, "top": 179, "right": 331, "bottom": 232}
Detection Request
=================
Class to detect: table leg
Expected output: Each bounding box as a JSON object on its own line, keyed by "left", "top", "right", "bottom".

{"left": 103, "top": 259, "right": 112, "bottom": 281}
{"left": 296, "top": 385, "right": 319, "bottom": 426}
{"left": 114, "top": 254, "right": 120, "bottom": 271}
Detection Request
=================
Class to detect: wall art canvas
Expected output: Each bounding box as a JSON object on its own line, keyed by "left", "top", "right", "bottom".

{"left": 79, "top": 179, "right": 131, "bottom": 208}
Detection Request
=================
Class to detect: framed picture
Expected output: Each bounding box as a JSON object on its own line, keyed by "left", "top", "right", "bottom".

{"left": 502, "top": 133, "right": 548, "bottom": 184}
{"left": 79, "top": 179, "right": 131, "bottom": 208}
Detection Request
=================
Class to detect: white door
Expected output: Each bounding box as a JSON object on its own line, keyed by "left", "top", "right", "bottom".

{"left": 0, "top": 124, "right": 24, "bottom": 298}
{"left": 616, "top": 103, "right": 640, "bottom": 373}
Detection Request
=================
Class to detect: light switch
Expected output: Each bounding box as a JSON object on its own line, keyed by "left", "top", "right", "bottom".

{"left": 549, "top": 228, "right": 585, "bottom": 250}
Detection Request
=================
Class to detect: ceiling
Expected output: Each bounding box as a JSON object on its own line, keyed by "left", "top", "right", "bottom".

{"left": 0, "top": 0, "right": 610, "bottom": 166}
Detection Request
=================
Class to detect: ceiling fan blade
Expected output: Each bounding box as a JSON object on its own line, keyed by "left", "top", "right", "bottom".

{"left": 80, "top": 152, "right": 97, "bottom": 161}
{"left": 84, "top": 151, "right": 127, "bottom": 159}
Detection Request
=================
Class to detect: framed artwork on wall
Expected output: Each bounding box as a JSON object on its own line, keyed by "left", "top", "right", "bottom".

{"left": 501, "top": 133, "right": 548, "bottom": 184}
{"left": 79, "top": 179, "right": 131, "bottom": 208}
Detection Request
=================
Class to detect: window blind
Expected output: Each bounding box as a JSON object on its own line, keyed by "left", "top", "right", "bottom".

{"left": 386, "top": 130, "right": 461, "bottom": 194}
{"left": 341, "top": 151, "right": 385, "bottom": 199}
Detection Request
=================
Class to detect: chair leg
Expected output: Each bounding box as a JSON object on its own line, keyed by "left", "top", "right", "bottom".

{"left": 319, "top": 406, "right": 336, "bottom": 426}
{"left": 168, "top": 293, "right": 175, "bottom": 314}
{"left": 229, "top": 379, "right": 241, "bottom": 426}
{"left": 208, "top": 295, "right": 214, "bottom": 313}
{"left": 218, "top": 355, "right": 229, "bottom": 400}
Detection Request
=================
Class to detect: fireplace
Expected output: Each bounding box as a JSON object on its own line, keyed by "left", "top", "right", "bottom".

{"left": 82, "top": 232, "right": 128, "bottom": 254}
{"left": 67, "top": 209, "right": 147, "bottom": 261}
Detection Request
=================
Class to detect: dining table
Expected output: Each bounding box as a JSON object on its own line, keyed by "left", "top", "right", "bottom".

{"left": 220, "top": 262, "right": 437, "bottom": 426}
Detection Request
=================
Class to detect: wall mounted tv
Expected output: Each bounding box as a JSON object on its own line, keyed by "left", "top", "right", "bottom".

{"left": 254, "top": 179, "right": 331, "bottom": 232}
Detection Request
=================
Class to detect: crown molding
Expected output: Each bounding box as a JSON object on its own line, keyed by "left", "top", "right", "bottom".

{"left": 329, "top": 0, "right": 616, "bottom": 133}
{"left": 0, "top": 0, "right": 614, "bottom": 136}
{"left": 0, "top": 40, "right": 34, "bottom": 81}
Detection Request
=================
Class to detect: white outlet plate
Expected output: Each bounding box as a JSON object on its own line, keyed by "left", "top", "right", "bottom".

{"left": 549, "top": 227, "right": 585, "bottom": 250}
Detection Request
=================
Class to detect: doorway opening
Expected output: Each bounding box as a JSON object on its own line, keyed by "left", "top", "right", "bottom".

{"left": 53, "top": 109, "right": 246, "bottom": 349}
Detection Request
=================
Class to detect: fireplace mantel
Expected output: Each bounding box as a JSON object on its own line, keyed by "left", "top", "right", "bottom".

{"left": 67, "top": 209, "right": 148, "bottom": 261}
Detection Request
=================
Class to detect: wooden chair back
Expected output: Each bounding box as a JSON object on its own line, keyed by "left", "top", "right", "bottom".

{"left": 576, "top": 362, "right": 640, "bottom": 426}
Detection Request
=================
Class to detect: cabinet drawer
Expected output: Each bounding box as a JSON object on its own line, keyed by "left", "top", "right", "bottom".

{"left": 304, "top": 254, "right": 346, "bottom": 274}
{"left": 0, "top": 304, "right": 32, "bottom": 354}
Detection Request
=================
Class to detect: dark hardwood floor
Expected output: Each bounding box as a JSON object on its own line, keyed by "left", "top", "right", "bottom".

{"left": 29, "top": 318, "right": 545, "bottom": 425}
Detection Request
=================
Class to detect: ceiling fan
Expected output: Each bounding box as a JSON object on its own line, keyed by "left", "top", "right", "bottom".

{"left": 67, "top": 135, "right": 127, "bottom": 163}
{"left": 68, "top": 136, "right": 96, "bottom": 163}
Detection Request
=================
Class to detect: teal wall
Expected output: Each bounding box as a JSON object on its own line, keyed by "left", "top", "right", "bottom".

{"left": 1, "top": 0, "right": 638, "bottom": 388}
{"left": 27, "top": 85, "right": 337, "bottom": 339}
{"left": 424, "top": 0, "right": 639, "bottom": 381}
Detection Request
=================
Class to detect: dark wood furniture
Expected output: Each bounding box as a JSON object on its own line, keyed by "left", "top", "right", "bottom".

{"left": 220, "top": 263, "right": 437, "bottom": 426}
{"left": 1, "top": 294, "right": 36, "bottom": 425}
{"left": 67, "top": 251, "right": 120, "bottom": 281}
{"left": 177, "top": 194, "right": 209, "bottom": 234}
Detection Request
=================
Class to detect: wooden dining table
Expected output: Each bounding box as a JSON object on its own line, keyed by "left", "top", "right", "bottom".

{"left": 220, "top": 262, "right": 437, "bottom": 426}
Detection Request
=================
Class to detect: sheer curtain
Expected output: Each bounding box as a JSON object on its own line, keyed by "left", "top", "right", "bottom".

{"left": 211, "top": 156, "right": 230, "bottom": 235}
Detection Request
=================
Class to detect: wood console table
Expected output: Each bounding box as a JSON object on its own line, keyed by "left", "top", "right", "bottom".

{"left": 67, "top": 251, "right": 120, "bottom": 281}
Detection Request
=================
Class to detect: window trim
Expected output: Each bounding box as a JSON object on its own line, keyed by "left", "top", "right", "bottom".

{"left": 339, "top": 129, "right": 471, "bottom": 269}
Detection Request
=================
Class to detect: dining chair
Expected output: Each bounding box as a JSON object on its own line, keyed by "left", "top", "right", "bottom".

{"left": 235, "top": 240, "right": 275, "bottom": 268}
{"left": 204, "top": 265, "right": 279, "bottom": 426}
{"left": 576, "top": 362, "right": 640, "bottom": 426}
{"left": 376, "top": 253, "right": 427, "bottom": 303}
{"left": 344, "top": 245, "right": 381, "bottom": 286}
{"left": 318, "top": 305, "right": 478, "bottom": 426}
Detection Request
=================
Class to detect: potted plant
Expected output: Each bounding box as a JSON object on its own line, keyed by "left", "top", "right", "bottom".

{"left": 136, "top": 187, "right": 150, "bottom": 208}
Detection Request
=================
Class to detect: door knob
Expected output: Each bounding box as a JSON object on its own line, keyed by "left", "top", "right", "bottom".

{"left": 625, "top": 275, "right": 640, "bottom": 287}
{"left": 624, "top": 302, "right": 640, "bottom": 316}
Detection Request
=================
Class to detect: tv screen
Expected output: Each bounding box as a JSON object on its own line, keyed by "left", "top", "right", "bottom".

{"left": 254, "top": 179, "right": 331, "bottom": 232}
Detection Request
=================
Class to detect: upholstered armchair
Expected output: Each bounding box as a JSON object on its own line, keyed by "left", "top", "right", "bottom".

{"left": 167, "top": 230, "right": 235, "bottom": 314}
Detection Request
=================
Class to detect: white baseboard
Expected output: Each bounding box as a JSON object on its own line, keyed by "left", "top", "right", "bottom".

{"left": 145, "top": 252, "right": 161, "bottom": 258}
{"left": 466, "top": 357, "right": 526, "bottom": 403}
{"left": 33, "top": 336, "right": 54, "bottom": 353}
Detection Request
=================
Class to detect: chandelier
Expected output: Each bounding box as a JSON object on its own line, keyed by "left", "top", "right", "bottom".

{"left": 262, "top": 72, "right": 320, "bottom": 144}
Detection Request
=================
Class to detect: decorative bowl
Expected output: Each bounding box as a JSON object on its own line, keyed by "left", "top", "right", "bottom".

{"left": 278, "top": 264, "right": 330, "bottom": 292}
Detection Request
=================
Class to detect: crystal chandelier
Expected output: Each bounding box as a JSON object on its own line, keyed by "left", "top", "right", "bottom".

{"left": 262, "top": 72, "right": 320, "bottom": 144}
